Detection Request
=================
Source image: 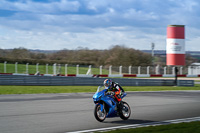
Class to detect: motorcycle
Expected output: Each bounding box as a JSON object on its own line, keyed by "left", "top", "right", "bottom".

{"left": 93, "top": 86, "right": 131, "bottom": 122}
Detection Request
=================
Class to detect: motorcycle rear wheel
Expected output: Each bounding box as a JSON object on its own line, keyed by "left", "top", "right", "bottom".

{"left": 119, "top": 101, "right": 131, "bottom": 120}
{"left": 94, "top": 104, "right": 106, "bottom": 122}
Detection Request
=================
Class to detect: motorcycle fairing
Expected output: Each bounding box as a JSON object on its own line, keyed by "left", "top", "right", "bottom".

{"left": 101, "top": 95, "right": 118, "bottom": 117}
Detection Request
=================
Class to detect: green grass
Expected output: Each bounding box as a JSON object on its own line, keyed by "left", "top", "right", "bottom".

{"left": 0, "top": 84, "right": 200, "bottom": 95}
{"left": 101, "top": 121, "right": 200, "bottom": 133}
{"left": 0, "top": 86, "right": 96, "bottom": 94}
{"left": 0, "top": 63, "right": 110, "bottom": 75}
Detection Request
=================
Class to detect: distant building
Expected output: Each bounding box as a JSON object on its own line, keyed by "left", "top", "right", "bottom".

{"left": 191, "top": 63, "right": 200, "bottom": 66}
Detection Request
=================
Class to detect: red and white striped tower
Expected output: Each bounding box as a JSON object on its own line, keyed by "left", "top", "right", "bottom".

{"left": 166, "top": 25, "right": 185, "bottom": 66}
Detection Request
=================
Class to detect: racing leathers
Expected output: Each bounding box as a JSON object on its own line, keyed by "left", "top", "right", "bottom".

{"left": 108, "top": 82, "right": 124, "bottom": 102}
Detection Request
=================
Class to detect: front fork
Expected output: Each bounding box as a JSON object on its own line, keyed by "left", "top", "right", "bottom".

{"left": 100, "top": 103, "right": 104, "bottom": 112}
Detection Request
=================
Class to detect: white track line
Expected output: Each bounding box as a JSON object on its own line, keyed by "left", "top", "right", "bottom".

{"left": 67, "top": 116, "right": 200, "bottom": 133}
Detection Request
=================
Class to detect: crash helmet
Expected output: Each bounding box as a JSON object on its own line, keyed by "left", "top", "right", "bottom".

{"left": 104, "top": 79, "right": 112, "bottom": 89}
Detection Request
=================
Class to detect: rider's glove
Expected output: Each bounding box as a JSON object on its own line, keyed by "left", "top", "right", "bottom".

{"left": 106, "top": 92, "right": 111, "bottom": 95}
{"left": 110, "top": 92, "right": 115, "bottom": 95}
{"left": 106, "top": 92, "right": 115, "bottom": 96}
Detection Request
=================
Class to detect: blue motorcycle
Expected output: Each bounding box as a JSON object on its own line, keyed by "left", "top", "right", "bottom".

{"left": 93, "top": 86, "right": 131, "bottom": 122}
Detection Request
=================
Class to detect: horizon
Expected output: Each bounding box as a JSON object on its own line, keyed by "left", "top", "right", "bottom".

{"left": 1, "top": 47, "right": 200, "bottom": 52}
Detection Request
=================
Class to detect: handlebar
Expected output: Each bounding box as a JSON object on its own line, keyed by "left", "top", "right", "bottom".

{"left": 106, "top": 92, "right": 115, "bottom": 96}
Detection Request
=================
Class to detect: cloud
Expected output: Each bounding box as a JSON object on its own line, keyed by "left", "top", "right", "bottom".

{"left": 1, "top": 0, "right": 198, "bottom": 30}
{"left": 0, "top": 0, "right": 200, "bottom": 50}
{"left": 0, "top": 25, "right": 166, "bottom": 50}
{"left": 0, "top": 0, "right": 80, "bottom": 14}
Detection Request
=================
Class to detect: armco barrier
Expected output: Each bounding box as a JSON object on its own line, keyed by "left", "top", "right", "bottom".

{"left": 0, "top": 75, "right": 194, "bottom": 86}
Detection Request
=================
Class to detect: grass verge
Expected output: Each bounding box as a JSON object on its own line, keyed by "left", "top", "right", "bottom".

{"left": 0, "top": 84, "right": 200, "bottom": 95}
{"left": 100, "top": 121, "right": 200, "bottom": 133}
{"left": 0, "top": 63, "right": 110, "bottom": 75}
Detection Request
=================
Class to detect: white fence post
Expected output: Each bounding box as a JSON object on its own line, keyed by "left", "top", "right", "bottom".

{"left": 156, "top": 65, "right": 159, "bottom": 74}
{"left": 138, "top": 66, "right": 141, "bottom": 75}
{"left": 100, "top": 65, "right": 102, "bottom": 75}
{"left": 36, "top": 63, "right": 39, "bottom": 73}
{"left": 119, "top": 66, "right": 122, "bottom": 75}
{"left": 172, "top": 67, "right": 175, "bottom": 75}
{"left": 164, "top": 66, "right": 167, "bottom": 75}
{"left": 53, "top": 63, "right": 57, "bottom": 75}
{"left": 26, "top": 63, "right": 29, "bottom": 74}
{"left": 147, "top": 66, "right": 150, "bottom": 75}
{"left": 109, "top": 65, "right": 112, "bottom": 75}
{"left": 129, "top": 66, "right": 132, "bottom": 74}
{"left": 4, "top": 61, "right": 7, "bottom": 73}
{"left": 15, "top": 62, "right": 18, "bottom": 73}
{"left": 76, "top": 65, "right": 79, "bottom": 75}
{"left": 180, "top": 67, "right": 183, "bottom": 75}
{"left": 86, "top": 65, "right": 92, "bottom": 75}
{"left": 65, "top": 64, "right": 68, "bottom": 76}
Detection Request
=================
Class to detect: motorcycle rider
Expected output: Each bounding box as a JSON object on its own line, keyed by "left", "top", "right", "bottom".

{"left": 103, "top": 79, "right": 124, "bottom": 109}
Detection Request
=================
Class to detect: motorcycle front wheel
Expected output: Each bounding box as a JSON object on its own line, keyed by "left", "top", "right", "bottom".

{"left": 94, "top": 104, "right": 106, "bottom": 122}
{"left": 119, "top": 101, "right": 131, "bottom": 120}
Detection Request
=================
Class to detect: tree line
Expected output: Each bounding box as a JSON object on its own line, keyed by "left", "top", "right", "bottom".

{"left": 0, "top": 46, "right": 153, "bottom": 66}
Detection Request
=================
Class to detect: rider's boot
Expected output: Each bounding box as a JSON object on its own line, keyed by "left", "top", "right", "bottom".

{"left": 119, "top": 101, "right": 124, "bottom": 109}
{"left": 117, "top": 101, "right": 124, "bottom": 111}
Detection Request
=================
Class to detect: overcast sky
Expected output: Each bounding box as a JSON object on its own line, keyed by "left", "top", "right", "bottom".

{"left": 0, "top": 0, "right": 200, "bottom": 51}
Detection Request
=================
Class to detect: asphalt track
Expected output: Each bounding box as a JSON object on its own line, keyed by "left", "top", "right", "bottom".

{"left": 0, "top": 91, "right": 200, "bottom": 133}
